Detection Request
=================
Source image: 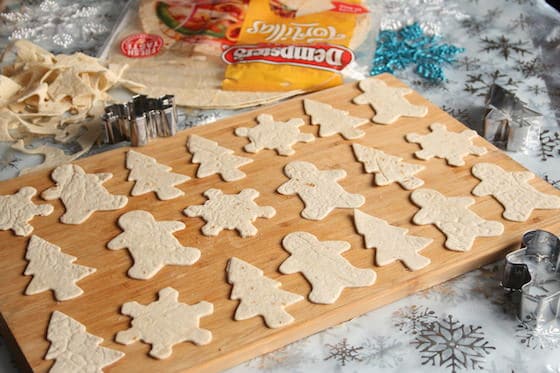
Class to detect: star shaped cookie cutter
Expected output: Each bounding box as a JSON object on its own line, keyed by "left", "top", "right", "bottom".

{"left": 502, "top": 230, "right": 560, "bottom": 327}
{"left": 102, "top": 94, "right": 177, "bottom": 146}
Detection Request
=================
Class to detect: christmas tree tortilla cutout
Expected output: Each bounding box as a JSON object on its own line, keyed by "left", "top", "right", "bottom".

{"left": 406, "top": 123, "right": 487, "bottom": 167}
{"left": 126, "top": 150, "right": 190, "bottom": 200}
{"left": 471, "top": 163, "right": 560, "bottom": 222}
{"left": 280, "top": 232, "right": 376, "bottom": 304}
{"left": 411, "top": 188, "right": 504, "bottom": 252}
{"left": 41, "top": 164, "right": 128, "bottom": 224}
{"left": 352, "top": 143, "right": 425, "bottom": 190}
{"left": 235, "top": 113, "right": 314, "bottom": 156}
{"left": 116, "top": 287, "right": 213, "bottom": 359}
{"left": 0, "top": 187, "right": 53, "bottom": 236}
{"left": 303, "top": 99, "right": 368, "bottom": 140}
{"left": 227, "top": 257, "right": 303, "bottom": 328}
{"left": 352, "top": 77, "right": 428, "bottom": 124}
{"left": 277, "top": 161, "right": 365, "bottom": 220}
{"left": 187, "top": 134, "right": 252, "bottom": 181}
{"left": 46, "top": 311, "right": 124, "bottom": 372}
{"left": 108, "top": 210, "right": 200, "bottom": 280}
{"left": 353, "top": 210, "right": 432, "bottom": 271}
{"left": 184, "top": 188, "right": 276, "bottom": 237}
{"left": 24, "top": 235, "right": 96, "bottom": 301}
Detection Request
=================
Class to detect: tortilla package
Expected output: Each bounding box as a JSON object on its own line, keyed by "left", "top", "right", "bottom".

{"left": 101, "top": 0, "right": 381, "bottom": 109}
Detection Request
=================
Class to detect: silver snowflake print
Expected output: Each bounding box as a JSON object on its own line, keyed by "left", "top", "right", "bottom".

{"left": 515, "top": 57, "right": 553, "bottom": 78}
{"left": 525, "top": 84, "right": 547, "bottom": 95}
{"left": 0, "top": 151, "right": 22, "bottom": 172}
{"left": 464, "top": 70, "right": 520, "bottom": 96}
{"left": 480, "top": 35, "right": 531, "bottom": 60}
{"left": 505, "top": 0, "right": 535, "bottom": 4}
{"left": 411, "top": 79, "right": 450, "bottom": 92}
{"left": 245, "top": 339, "right": 316, "bottom": 372}
{"left": 393, "top": 305, "right": 437, "bottom": 335}
{"left": 460, "top": 17, "right": 486, "bottom": 36}
{"left": 412, "top": 314, "right": 495, "bottom": 373}
{"left": 460, "top": 8, "right": 501, "bottom": 36}
{"left": 362, "top": 336, "right": 404, "bottom": 368}
{"left": 0, "top": 0, "right": 125, "bottom": 54}
{"left": 515, "top": 318, "right": 560, "bottom": 350}
{"left": 509, "top": 13, "right": 531, "bottom": 31}
{"left": 543, "top": 174, "right": 560, "bottom": 189}
{"left": 456, "top": 56, "right": 481, "bottom": 71}
{"left": 324, "top": 338, "right": 363, "bottom": 366}
{"left": 539, "top": 129, "right": 560, "bottom": 161}
{"left": 442, "top": 105, "right": 473, "bottom": 126}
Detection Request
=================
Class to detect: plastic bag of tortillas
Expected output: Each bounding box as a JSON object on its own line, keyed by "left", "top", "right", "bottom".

{"left": 100, "top": 0, "right": 382, "bottom": 109}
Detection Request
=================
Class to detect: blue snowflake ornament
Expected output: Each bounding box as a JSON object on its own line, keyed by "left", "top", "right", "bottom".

{"left": 371, "top": 23, "right": 464, "bottom": 82}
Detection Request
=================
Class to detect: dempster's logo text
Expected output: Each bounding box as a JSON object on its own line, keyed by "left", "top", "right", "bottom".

{"left": 222, "top": 44, "right": 354, "bottom": 73}
{"left": 246, "top": 21, "right": 346, "bottom": 43}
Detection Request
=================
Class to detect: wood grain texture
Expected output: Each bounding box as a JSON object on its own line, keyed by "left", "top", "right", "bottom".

{"left": 0, "top": 73, "right": 559, "bottom": 372}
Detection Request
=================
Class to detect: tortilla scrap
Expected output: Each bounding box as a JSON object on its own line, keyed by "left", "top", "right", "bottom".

{"left": 0, "top": 39, "right": 142, "bottom": 175}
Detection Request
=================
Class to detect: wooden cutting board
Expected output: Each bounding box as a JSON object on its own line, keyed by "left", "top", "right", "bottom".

{"left": 1, "top": 73, "right": 559, "bottom": 372}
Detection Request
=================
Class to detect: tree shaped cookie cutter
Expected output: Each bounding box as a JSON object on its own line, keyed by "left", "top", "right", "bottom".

{"left": 502, "top": 230, "right": 560, "bottom": 327}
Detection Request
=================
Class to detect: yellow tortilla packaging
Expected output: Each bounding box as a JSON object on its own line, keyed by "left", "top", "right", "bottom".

{"left": 222, "top": 0, "right": 369, "bottom": 92}
{"left": 101, "top": 0, "right": 381, "bottom": 108}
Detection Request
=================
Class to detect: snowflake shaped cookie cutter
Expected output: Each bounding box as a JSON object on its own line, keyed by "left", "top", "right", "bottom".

{"left": 502, "top": 230, "right": 560, "bottom": 328}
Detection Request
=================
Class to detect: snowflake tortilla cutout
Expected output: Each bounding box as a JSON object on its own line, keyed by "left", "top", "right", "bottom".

{"left": 116, "top": 287, "right": 213, "bottom": 359}
{"left": 406, "top": 123, "right": 487, "bottom": 166}
{"left": 324, "top": 338, "right": 363, "bottom": 366}
{"left": 184, "top": 188, "right": 276, "bottom": 237}
{"left": 0, "top": 187, "right": 53, "bottom": 236}
{"left": 235, "top": 114, "right": 314, "bottom": 156}
{"left": 413, "top": 314, "right": 496, "bottom": 373}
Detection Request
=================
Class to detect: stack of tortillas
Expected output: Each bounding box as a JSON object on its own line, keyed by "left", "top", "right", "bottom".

{"left": 108, "top": 0, "right": 370, "bottom": 110}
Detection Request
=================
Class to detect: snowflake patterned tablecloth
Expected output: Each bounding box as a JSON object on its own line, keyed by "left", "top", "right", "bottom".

{"left": 1, "top": 0, "right": 560, "bottom": 373}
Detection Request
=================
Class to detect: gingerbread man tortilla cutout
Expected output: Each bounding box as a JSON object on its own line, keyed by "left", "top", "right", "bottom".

{"left": 41, "top": 164, "right": 127, "bottom": 224}
{"left": 227, "top": 257, "right": 303, "bottom": 328}
{"left": 24, "top": 235, "right": 96, "bottom": 301}
{"left": 108, "top": 210, "right": 200, "bottom": 280}
{"left": 280, "top": 231, "right": 376, "bottom": 304}
{"left": 352, "top": 77, "right": 428, "bottom": 124}
{"left": 277, "top": 161, "right": 365, "bottom": 220}
{"left": 184, "top": 188, "right": 276, "bottom": 237}
{"left": 352, "top": 143, "right": 425, "bottom": 190}
{"left": 126, "top": 150, "right": 190, "bottom": 200}
{"left": 471, "top": 163, "right": 560, "bottom": 222}
{"left": 116, "top": 287, "right": 213, "bottom": 359}
{"left": 411, "top": 188, "right": 504, "bottom": 252}
{"left": 0, "top": 187, "right": 53, "bottom": 236}
{"left": 354, "top": 209, "right": 432, "bottom": 271}
{"left": 235, "top": 114, "right": 314, "bottom": 156}
{"left": 406, "top": 123, "right": 487, "bottom": 166}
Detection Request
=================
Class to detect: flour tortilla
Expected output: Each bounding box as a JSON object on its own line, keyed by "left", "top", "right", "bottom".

{"left": 109, "top": 0, "right": 370, "bottom": 109}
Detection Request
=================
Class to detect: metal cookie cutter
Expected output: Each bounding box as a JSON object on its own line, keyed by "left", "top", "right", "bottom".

{"left": 102, "top": 94, "right": 177, "bottom": 146}
{"left": 483, "top": 84, "right": 541, "bottom": 152}
{"left": 502, "top": 230, "right": 560, "bottom": 326}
